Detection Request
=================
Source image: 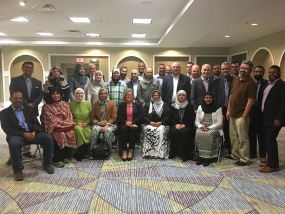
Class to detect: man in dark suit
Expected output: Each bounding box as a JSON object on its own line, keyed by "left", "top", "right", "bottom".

{"left": 161, "top": 62, "right": 191, "bottom": 106}
{"left": 191, "top": 64, "right": 213, "bottom": 111}
{"left": 126, "top": 69, "right": 140, "bottom": 101}
{"left": 9, "top": 61, "right": 44, "bottom": 158}
{"left": 248, "top": 66, "right": 268, "bottom": 161}
{"left": 209, "top": 64, "right": 221, "bottom": 81}
{"left": 259, "top": 65, "right": 285, "bottom": 173}
{"left": 212, "top": 62, "right": 234, "bottom": 156}
{"left": 1, "top": 92, "right": 54, "bottom": 181}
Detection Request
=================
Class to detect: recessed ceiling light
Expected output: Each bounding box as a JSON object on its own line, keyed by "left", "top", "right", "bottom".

{"left": 85, "top": 33, "right": 101, "bottom": 37}
{"left": 251, "top": 23, "right": 258, "bottom": 26}
{"left": 87, "top": 42, "right": 104, "bottom": 45}
{"left": 69, "top": 17, "right": 91, "bottom": 23}
{"left": 132, "top": 19, "right": 152, "bottom": 24}
{"left": 225, "top": 35, "right": 230, "bottom": 38}
{"left": 20, "top": 1, "right": 26, "bottom": 6}
{"left": 0, "top": 32, "right": 7, "bottom": 36}
{"left": 36, "top": 32, "right": 54, "bottom": 36}
{"left": 35, "top": 41, "right": 66, "bottom": 45}
{"left": 132, "top": 34, "right": 146, "bottom": 38}
{"left": 10, "top": 17, "right": 29, "bottom": 22}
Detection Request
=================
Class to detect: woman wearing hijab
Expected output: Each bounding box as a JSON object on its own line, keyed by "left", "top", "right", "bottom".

{"left": 69, "top": 88, "right": 92, "bottom": 161}
{"left": 141, "top": 90, "right": 170, "bottom": 159}
{"left": 105, "top": 68, "right": 127, "bottom": 108}
{"left": 90, "top": 88, "right": 117, "bottom": 159}
{"left": 195, "top": 92, "right": 223, "bottom": 166}
{"left": 40, "top": 87, "right": 76, "bottom": 167}
{"left": 68, "top": 63, "right": 89, "bottom": 101}
{"left": 43, "top": 66, "right": 70, "bottom": 102}
{"left": 87, "top": 70, "right": 106, "bottom": 105}
{"left": 169, "top": 90, "right": 195, "bottom": 161}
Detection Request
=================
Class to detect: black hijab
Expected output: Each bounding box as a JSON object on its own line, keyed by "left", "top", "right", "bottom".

{"left": 201, "top": 92, "right": 217, "bottom": 113}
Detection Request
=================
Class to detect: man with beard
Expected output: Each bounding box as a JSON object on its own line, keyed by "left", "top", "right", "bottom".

{"left": 190, "top": 64, "right": 201, "bottom": 85}
{"left": 138, "top": 62, "right": 146, "bottom": 80}
{"left": 127, "top": 69, "right": 140, "bottom": 101}
{"left": 259, "top": 65, "right": 285, "bottom": 173}
{"left": 231, "top": 62, "right": 240, "bottom": 78}
{"left": 226, "top": 60, "right": 257, "bottom": 166}
{"left": 210, "top": 64, "right": 221, "bottom": 80}
{"left": 154, "top": 63, "right": 166, "bottom": 86}
{"left": 165, "top": 65, "right": 172, "bottom": 75}
{"left": 248, "top": 66, "right": 268, "bottom": 162}
{"left": 120, "top": 66, "right": 130, "bottom": 83}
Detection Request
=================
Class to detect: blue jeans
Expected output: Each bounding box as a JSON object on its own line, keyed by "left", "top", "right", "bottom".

{"left": 8, "top": 132, "right": 54, "bottom": 173}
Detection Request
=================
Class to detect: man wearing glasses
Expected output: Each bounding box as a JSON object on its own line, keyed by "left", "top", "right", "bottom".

{"left": 9, "top": 61, "right": 44, "bottom": 158}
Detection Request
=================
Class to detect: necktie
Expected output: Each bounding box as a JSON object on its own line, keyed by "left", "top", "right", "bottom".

{"left": 224, "top": 79, "right": 228, "bottom": 107}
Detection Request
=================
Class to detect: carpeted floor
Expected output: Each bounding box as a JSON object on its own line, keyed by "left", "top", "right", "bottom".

{"left": 0, "top": 125, "right": 285, "bottom": 214}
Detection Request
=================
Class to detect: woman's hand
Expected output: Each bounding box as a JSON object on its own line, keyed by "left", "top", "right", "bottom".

{"left": 201, "top": 126, "right": 209, "bottom": 132}
{"left": 150, "top": 122, "right": 156, "bottom": 127}
{"left": 100, "top": 124, "right": 109, "bottom": 132}
{"left": 155, "top": 122, "right": 162, "bottom": 126}
{"left": 175, "top": 124, "right": 185, "bottom": 129}
{"left": 125, "top": 121, "right": 132, "bottom": 127}
{"left": 78, "top": 122, "right": 87, "bottom": 127}
{"left": 97, "top": 121, "right": 105, "bottom": 127}
{"left": 130, "top": 124, "right": 138, "bottom": 128}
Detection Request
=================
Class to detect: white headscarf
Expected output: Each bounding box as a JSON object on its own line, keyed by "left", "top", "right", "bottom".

{"left": 172, "top": 90, "right": 188, "bottom": 109}
{"left": 149, "top": 90, "right": 164, "bottom": 117}
{"left": 73, "top": 88, "right": 85, "bottom": 102}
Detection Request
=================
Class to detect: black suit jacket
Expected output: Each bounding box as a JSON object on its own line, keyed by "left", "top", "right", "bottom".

{"left": 9, "top": 75, "right": 43, "bottom": 116}
{"left": 117, "top": 102, "right": 142, "bottom": 125}
{"left": 191, "top": 77, "right": 213, "bottom": 110}
{"left": 161, "top": 74, "right": 191, "bottom": 106}
{"left": 211, "top": 75, "right": 234, "bottom": 109}
{"left": 0, "top": 105, "right": 41, "bottom": 141}
{"left": 262, "top": 79, "right": 285, "bottom": 126}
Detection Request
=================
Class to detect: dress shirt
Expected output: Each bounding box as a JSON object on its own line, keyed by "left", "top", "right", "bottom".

{"left": 201, "top": 76, "right": 209, "bottom": 92}
{"left": 133, "top": 82, "right": 138, "bottom": 99}
{"left": 261, "top": 78, "right": 280, "bottom": 112}
{"left": 24, "top": 76, "right": 32, "bottom": 98}
{"left": 171, "top": 74, "right": 179, "bottom": 102}
{"left": 11, "top": 105, "right": 29, "bottom": 131}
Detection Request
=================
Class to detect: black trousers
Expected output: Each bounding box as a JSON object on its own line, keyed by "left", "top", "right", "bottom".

{"left": 118, "top": 124, "right": 139, "bottom": 150}
{"left": 52, "top": 140, "right": 71, "bottom": 162}
{"left": 222, "top": 106, "right": 231, "bottom": 155}
{"left": 263, "top": 125, "right": 281, "bottom": 168}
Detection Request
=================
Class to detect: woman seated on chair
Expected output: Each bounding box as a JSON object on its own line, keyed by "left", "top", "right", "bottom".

{"left": 41, "top": 86, "right": 76, "bottom": 167}
{"left": 118, "top": 89, "right": 142, "bottom": 161}
{"left": 142, "top": 90, "right": 170, "bottom": 159}
{"left": 169, "top": 90, "right": 195, "bottom": 162}
{"left": 195, "top": 92, "right": 223, "bottom": 166}
{"left": 90, "top": 88, "right": 117, "bottom": 159}
{"left": 69, "top": 88, "right": 92, "bottom": 161}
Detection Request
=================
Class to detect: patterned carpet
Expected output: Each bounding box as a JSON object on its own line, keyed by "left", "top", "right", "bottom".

{"left": 0, "top": 126, "right": 285, "bottom": 214}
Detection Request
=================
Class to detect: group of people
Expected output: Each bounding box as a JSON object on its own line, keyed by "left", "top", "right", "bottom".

{"left": 1, "top": 58, "right": 284, "bottom": 181}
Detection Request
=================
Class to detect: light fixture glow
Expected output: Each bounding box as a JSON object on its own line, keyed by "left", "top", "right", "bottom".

{"left": 87, "top": 42, "right": 104, "bottom": 45}
{"left": 132, "top": 34, "right": 146, "bottom": 38}
{"left": 20, "top": 1, "right": 26, "bottom": 6}
{"left": 10, "top": 17, "right": 29, "bottom": 22}
{"left": 0, "top": 40, "right": 21, "bottom": 44}
{"left": 0, "top": 32, "right": 7, "bottom": 36}
{"left": 85, "top": 33, "right": 101, "bottom": 37}
{"left": 69, "top": 17, "right": 91, "bottom": 23}
{"left": 35, "top": 41, "right": 66, "bottom": 45}
{"left": 132, "top": 19, "right": 152, "bottom": 24}
{"left": 251, "top": 23, "right": 258, "bottom": 26}
{"left": 36, "top": 32, "right": 54, "bottom": 36}
{"left": 225, "top": 35, "right": 230, "bottom": 38}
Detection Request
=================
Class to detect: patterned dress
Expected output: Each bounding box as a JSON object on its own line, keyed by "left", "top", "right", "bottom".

{"left": 195, "top": 114, "right": 220, "bottom": 158}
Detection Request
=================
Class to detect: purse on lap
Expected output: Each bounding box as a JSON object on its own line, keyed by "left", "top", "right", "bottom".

{"left": 54, "top": 124, "right": 75, "bottom": 132}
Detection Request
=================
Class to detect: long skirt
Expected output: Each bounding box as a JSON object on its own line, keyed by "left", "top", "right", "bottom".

{"left": 90, "top": 125, "right": 117, "bottom": 150}
{"left": 141, "top": 125, "right": 169, "bottom": 158}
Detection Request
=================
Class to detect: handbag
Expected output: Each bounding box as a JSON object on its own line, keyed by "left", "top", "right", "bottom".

{"left": 54, "top": 124, "right": 75, "bottom": 132}
{"left": 92, "top": 132, "right": 110, "bottom": 160}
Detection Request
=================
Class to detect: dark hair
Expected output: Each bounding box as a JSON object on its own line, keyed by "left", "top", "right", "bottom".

{"left": 44, "top": 86, "right": 61, "bottom": 104}
{"left": 187, "top": 62, "right": 194, "bottom": 65}
{"left": 269, "top": 65, "right": 281, "bottom": 72}
{"left": 253, "top": 65, "right": 265, "bottom": 72}
{"left": 22, "top": 61, "right": 34, "bottom": 68}
{"left": 221, "top": 62, "right": 230, "bottom": 66}
{"left": 231, "top": 61, "right": 239, "bottom": 65}
{"left": 120, "top": 66, "right": 128, "bottom": 71}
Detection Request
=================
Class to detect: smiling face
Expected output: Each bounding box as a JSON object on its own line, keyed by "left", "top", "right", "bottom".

{"left": 79, "top": 67, "right": 85, "bottom": 75}
{"left": 51, "top": 91, "right": 61, "bottom": 102}
{"left": 268, "top": 67, "right": 280, "bottom": 82}
{"left": 120, "top": 67, "right": 128, "bottom": 78}
{"left": 177, "top": 92, "right": 186, "bottom": 102}
{"left": 75, "top": 90, "right": 84, "bottom": 101}
{"left": 145, "top": 68, "right": 153, "bottom": 80}
{"left": 95, "top": 72, "right": 102, "bottom": 81}
{"left": 113, "top": 71, "right": 120, "bottom": 79}
{"left": 51, "top": 68, "right": 60, "bottom": 78}
{"left": 152, "top": 92, "right": 160, "bottom": 102}
{"left": 171, "top": 62, "right": 181, "bottom": 77}
{"left": 10, "top": 92, "right": 23, "bottom": 109}
{"left": 99, "top": 89, "right": 108, "bottom": 100}
{"left": 88, "top": 64, "right": 96, "bottom": 75}
{"left": 239, "top": 63, "right": 252, "bottom": 78}
{"left": 204, "top": 95, "right": 213, "bottom": 105}
{"left": 125, "top": 91, "right": 133, "bottom": 103}
{"left": 22, "top": 63, "right": 34, "bottom": 77}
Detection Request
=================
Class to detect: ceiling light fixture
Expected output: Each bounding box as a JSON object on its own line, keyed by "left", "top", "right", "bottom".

{"left": 132, "top": 19, "right": 152, "bottom": 24}
{"left": 69, "top": 17, "right": 91, "bottom": 23}
{"left": 20, "top": 1, "right": 26, "bottom": 6}
{"left": 0, "top": 32, "right": 7, "bottom": 36}
{"left": 36, "top": 32, "right": 54, "bottom": 36}
{"left": 85, "top": 33, "right": 101, "bottom": 37}
{"left": 251, "top": 23, "right": 258, "bottom": 26}
{"left": 10, "top": 17, "right": 29, "bottom": 22}
{"left": 87, "top": 42, "right": 104, "bottom": 45}
{"left": 225, "top": 35, "right": 230, "bottom": 38}
{"left": 132, "top": 34, "right": 146, "bottom": 38}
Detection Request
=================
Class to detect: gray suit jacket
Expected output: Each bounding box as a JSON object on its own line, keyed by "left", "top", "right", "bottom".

{"left": 191, "top": 77, "right": 212, "bottom": 110}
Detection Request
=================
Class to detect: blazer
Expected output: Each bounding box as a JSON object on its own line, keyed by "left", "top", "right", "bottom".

{"left": 0, "top": 105, "right": 41, "bottom": 141}
{"left": 161, "top": 74, "right": 191, "bottom": 106}
{"left": 9, "top": 75, "right": 44, "bottom": 116}
{"left": 262, "top": 79, "right": 285, "bottom": 126}
{"left": 90, "top": 100, "right": 117, "bottom": 125}
{"left": 211, "top": 75, "right": 234, "bottom": 109}
{"left": 117, "top": 102, "right": 142, "bottom": 125}
{"left": 170, "top": 103, "right": 195, "bottom": 128}
{"left": 191, "top": 77, "right": 213, "bottom": 110}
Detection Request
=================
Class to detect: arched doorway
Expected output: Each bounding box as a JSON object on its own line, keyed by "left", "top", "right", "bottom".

{"left": 116, "top": 56, "right": 147, "bottom": 79}
{"left": 279, "top": 49, "right": 285, "bottom": 79}
{"left": 251, "top": 48, "right": 274, "bottom": 78}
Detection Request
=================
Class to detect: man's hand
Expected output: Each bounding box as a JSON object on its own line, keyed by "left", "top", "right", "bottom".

{"left": 22, "top": 132, "right": 34, "bottom": 142}
{"left": 226, "top": 111, "right": 230, "bottom": 120}
{"left": 27, "top": 103, "right": 35, "bottom": 108}
{"left": 274, "top": 119, "right": 281, "bottom": 127}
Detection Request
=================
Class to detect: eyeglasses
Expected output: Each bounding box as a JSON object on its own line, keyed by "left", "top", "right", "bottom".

{"left": 126, "top": 94, "right": 133, "bottom": 96}
{"left": 24, "top": 66, "right": 33, "bottom": 69}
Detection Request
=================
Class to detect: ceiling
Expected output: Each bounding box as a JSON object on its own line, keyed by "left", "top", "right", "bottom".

{"left": 0, "top": 0, "right": 284, "bottom": 48}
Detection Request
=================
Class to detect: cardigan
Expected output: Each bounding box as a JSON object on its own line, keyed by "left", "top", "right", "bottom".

{"left": 90, "top": 100, "right": 117, "bottom": 125}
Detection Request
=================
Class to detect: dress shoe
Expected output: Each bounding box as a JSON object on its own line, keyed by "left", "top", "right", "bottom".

{"left": 260, "top": 158, "right": 266, "bottom": 163}
{"left": 196, "top": 157, "right": 203, "bottom": 165}
{"left": 23, "top": 152, "right": 36, "bottom": 158}
{"left": 14, "top": 170, "right": 23, "bottom": 181}
{"left": 259, "top": 162, "right": 266, "bottom": 167}
{"left": 43, "top": 165, "right": 55, "bottom": 174}
{"left": 259, "top": 166, "right": 278, "bottom": 173}
{"left": 234, "top": 161, "right": 247, "bottom": 166}
{"left": 203, "top": 160, "right": 210, "bottom": 166}
{"left": 122, "top": 157, "right": 127, "bottom": 162}
{"left": 127, "top": 149, "right": 134, "bottom": 161}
